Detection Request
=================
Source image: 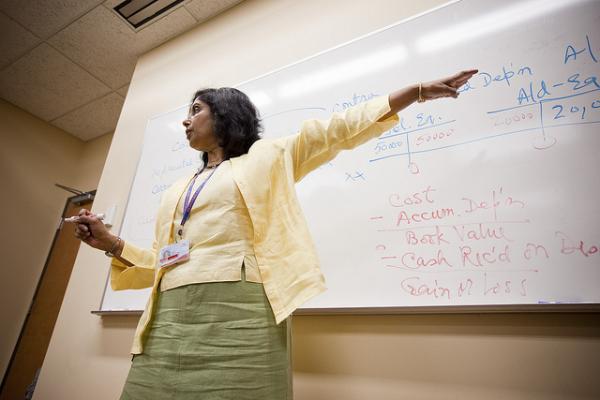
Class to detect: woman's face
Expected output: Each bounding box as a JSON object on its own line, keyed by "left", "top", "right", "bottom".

{"left": 182, "top": 99, "right": 219, "bottom": 152}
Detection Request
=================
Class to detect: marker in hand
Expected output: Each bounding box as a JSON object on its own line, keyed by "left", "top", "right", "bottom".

{"left": 63, "top": 213, "right": 105, "bottom": 223}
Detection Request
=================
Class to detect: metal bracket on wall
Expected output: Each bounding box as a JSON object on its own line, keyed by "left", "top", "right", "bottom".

{"left": 55, "top": 184, "right": 96, "bottom": 205}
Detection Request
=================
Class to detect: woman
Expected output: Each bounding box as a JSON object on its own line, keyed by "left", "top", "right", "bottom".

{"left": 76, "top": 69, "right": 477, "bottom": 399}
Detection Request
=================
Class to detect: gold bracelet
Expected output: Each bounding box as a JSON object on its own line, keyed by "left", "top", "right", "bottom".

{"left": 417, "top": 82, "right": 425, "bottom": 103}
{"left": 105, "top": 236, "right": 122, "bottom": 258}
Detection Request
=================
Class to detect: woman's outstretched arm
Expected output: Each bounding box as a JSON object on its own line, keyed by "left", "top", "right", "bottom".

{"left": 379, "top": 69, "right": 478, "bottom": 121}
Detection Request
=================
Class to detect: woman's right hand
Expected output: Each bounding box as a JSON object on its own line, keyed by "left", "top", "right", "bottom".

{"left": 74, "top": 209, "right": 117, "bottom": 252}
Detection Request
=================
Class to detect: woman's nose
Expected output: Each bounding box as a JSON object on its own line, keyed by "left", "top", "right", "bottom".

{"left": 182, "top": 118, "right": 190, "bottom": 127}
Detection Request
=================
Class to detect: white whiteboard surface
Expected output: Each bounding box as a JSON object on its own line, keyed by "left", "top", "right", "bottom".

{"left": 99, "top": 0, "right": 600, "bottom": 312}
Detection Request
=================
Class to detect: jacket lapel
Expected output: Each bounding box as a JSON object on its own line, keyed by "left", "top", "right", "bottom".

{"left": 159, "top": 174, "right": 195, "bottom": 244}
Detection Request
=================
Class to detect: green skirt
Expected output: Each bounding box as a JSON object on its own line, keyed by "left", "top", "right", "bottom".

{"left": 120, "top": 274, "right": 292, "bottom": 400}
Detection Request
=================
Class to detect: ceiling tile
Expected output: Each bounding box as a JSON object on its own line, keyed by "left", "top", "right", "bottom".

{"left": 51, "top": 92, "right": 124, "bottom": 140}
{"left": 0, "top": 12, "right": 42, "bottom": 69}
{"left": 102, "top": 0, "right": 122, "bottom": 8}
{"left": 48, "top": 6, "right": 137, "bottom": 90}
{"left": 133, "top": 5, "right": 198, "bottom": 49}
{"left": 116, "top": 84, "right": 129, "bottom": 97}
{"left": 0, "top": 43, "right": 112, "bottom": 121}
{"left": 101, "top": 0, "right": 136, "bottom": 9}
{"left": 184, "top": 0, "right": 242, "bottom": 23}
{"left": 0, "top": 0, "right": 104, "bottom": 39}
{"left": 49, "top": 5, "right": 197, "bottom": 90}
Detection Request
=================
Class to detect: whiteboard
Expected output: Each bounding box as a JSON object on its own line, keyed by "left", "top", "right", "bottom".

{"left": 99, "top": 0, "right": 600, "bottom": 312}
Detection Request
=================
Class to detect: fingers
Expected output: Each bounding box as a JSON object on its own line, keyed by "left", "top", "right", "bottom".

{"left": 437, "top": 85, "right": 458, "bottom": 99}
{"left": 420, "top": 69, "right": 478, "bottom": 103}
{"left": 75, "top": 223, "right": 91, "bottom": 240}
{"left": 77, "top": 223, "right": 90, "bottom": 234}
{"left": 447, "top": 85, "right": 458, "bottom": 98}
{"left": 449, "top": 69, "right": 478, "bottom": 88}
{"left": 73, "top": 210, "right": 112, "bottom": 251}
{"left": 423, "top": 82, "right": 458, "bottom": 100}
{"left": 76, "top": 214, "right": 96, "bottom": 224}
{"left": 74, "top": 221, "right": 105, "bottom": 249}
{"left": 459, "top": 68, "right": 478, "bottom": 76}
{"left": 76, "top": 209, "right": 98, "bottom": 225}
{"left": 453, "top": 69, "right": 478, "bottom": 80}
{"left": 77, "top": 211, "right": 104, "bottom": 226}
{"left": 74, "top": 209, "right": 96, "bottom": 241}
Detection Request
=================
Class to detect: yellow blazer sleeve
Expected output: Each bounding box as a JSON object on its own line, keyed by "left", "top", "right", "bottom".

{"left": 284, "top": 95, "right": 399, "bottom": 182}
{"left": 110, "top": 240, "right": 157, "bottom": 290}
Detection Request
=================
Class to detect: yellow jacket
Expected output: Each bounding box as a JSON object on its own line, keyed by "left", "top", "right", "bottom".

{"left": 111, "top": 95, "right": 399, "bottom": 354}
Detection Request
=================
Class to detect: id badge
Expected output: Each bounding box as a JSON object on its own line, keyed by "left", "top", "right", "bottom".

{"left": 158, "top": 240, "right": 190, "bottom": 268}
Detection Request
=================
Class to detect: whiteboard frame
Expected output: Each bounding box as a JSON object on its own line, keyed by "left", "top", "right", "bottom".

{"left": 92, "top": 303, "right": 600, "bottom": 316}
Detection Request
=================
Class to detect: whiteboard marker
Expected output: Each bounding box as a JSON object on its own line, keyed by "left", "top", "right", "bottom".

{"left": 63, "top": 213, "right": 105, "bottom": 223}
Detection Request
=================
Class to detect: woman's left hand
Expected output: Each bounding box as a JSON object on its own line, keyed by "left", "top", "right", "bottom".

{"left": 421, "top": 69, "right": 478, "bottom": 100}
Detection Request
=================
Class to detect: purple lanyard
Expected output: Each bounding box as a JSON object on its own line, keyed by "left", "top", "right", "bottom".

{"left": 180, "top": 164, "right": 220, "bottom": 229}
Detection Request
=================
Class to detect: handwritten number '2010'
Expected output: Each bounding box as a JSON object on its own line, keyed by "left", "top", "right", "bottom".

{"left": 552, "top": 102, "right": 598, "bottom": 120}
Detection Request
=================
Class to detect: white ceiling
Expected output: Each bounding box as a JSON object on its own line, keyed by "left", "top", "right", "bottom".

{"left": 0, "top": 0, "right": 243, "bottom": 141}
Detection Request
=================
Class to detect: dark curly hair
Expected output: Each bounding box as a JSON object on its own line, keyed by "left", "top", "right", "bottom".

{"left": 191, "top": 88, "right": 262, "bottom": 164}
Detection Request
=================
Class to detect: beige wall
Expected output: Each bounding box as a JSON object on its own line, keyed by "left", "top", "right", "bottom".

{"left": 0, "top": 99, "right": 112, "bottom": 380}
{"left": 73, "top": 132, "right": 114, "bottom": 192}
{"left": 34, "top": 1, "right": 600, "bottom": 399}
